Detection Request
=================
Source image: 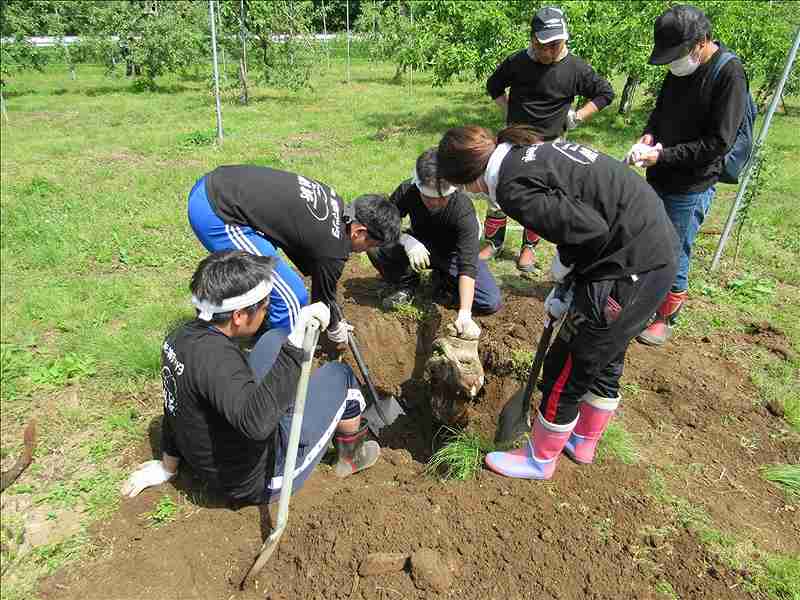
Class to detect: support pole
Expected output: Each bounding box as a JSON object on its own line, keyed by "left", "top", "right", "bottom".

{"left": 710, "top": 27, "right": 800, "bottom": 271}
{"left": 346, "top": 0, "right": 351, "bottom": 84}
{"left": 1, "top": 89, "right": 9, "bottom": 123}
{"left": 409, "top": 1, "right": 413, "bottom": 95}
{"left": 209, "top": 0, "right": 224, "bottom": 145}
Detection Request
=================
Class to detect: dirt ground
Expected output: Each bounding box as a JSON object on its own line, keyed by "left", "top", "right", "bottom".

{"left": 38, "top": 261, "right": 799, "bottom": 600}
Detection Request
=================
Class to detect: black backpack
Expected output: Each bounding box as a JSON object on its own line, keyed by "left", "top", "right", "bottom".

{"left": 708, "top": 52, "right": 758, "bottom": 184}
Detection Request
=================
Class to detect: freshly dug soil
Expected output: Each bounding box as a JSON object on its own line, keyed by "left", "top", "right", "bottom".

{"left": 40, "top": 262, "right": 799, "bottom": 600}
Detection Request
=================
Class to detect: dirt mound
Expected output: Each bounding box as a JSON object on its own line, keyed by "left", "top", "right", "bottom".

{"left": 39, "top": 263, "right": 799, "bottom": 600}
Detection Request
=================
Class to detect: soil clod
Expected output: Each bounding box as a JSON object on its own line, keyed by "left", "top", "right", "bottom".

{"left": 359, "top": 552, "right": 409, "bottom": 576}
{"left": 410, "top": 548, "right": 453, "bottom": 592}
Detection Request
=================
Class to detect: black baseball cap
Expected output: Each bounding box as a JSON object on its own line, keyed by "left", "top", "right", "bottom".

{"left": 649, "top": 5, "right": 706, "bottom": 65}
{"left": 531, "top": 6, "right": 568, "bottom": 43}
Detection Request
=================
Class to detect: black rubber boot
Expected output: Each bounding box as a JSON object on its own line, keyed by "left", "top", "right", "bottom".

{"left": 334, "top": 423, "right": 380, "bottom": 478}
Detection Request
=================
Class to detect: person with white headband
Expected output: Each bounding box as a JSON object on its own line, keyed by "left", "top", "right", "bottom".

{"left": 187, "top": 165, "right": 401, "bottom": 351}
{"left": 367, "top": 148, "right": 502, "bottom": 339}
{"left": 121, "top": 250, "right": 380, "bottom": 504}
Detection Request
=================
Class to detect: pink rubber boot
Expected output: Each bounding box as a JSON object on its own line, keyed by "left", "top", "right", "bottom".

{"left": 485, "top": 412, "right": 576, "bottom": 480}
{"left": 563, "top": 393, "right": 619, "bottom": 464}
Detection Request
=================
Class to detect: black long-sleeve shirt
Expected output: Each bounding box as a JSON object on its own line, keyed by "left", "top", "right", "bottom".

{"left": 486, "top": 50, "right": 614, "bottom": 138}
{"left": 495, "top": 141, "right": 677, "bottom": 280}
{"left": 389, "top": 180, "right": 480, "bottom": 279}
{"left": 160, "top": 320, "right": 303, "bottom": 503}
{"left": 643, "top": 43, "right": 747, "bottom": 194}
{"left": 205, "top": 166, "right": 350, "bottom": 329}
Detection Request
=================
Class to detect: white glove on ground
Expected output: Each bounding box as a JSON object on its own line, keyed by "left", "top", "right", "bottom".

{"left": 399, "top": 233, "right": 430, "bottom": 272}
{"left": 566, "top": 108, "right": 581, "bottom": 130}
{"left": 288, "top": 302, "right": 330, "bottom": 348}
{"left": 544, "top": 285, "right": 575, "bottom": 325}
{"left": 624, "top": 142, "right": 663, "bottom": 167}
{"left": 326, "top": 319, "right": 354, "bottom": 344}
{"left": 120, "top": 460, "right": 176, "bottom": 498}
{"left": 454, "top": 309, "right": 481, "bottom": 340}
{"left": 550, "top": 252, "right": 574, "bottom": 283}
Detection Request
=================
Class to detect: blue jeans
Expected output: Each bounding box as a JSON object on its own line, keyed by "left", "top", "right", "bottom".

{"left": 654, "top": 186, "right": 716, "bottom": 293}
{"left": 249, "top": 330, "right": 365, "bottom": 503}
{"left": 187, "top": 176, "right": 309, "bottom": 331}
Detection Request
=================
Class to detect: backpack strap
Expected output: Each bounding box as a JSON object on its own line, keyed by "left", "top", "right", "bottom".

{"left": 707, "top": 51, "right": 736, "bottom": 91}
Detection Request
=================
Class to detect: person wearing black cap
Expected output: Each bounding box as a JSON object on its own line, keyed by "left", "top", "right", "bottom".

{"left": 631, "top": 5, "right": 747, "bottom": 347}
{"left": 187, "top": 165, "right": 401, "bottom": 348}
{"left": 482, "top": 5, "right": 615, "bottom": 273}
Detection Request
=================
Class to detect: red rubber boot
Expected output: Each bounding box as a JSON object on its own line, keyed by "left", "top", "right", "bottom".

{"left": 637, "top": 290, "right": 687, "bottom": 346}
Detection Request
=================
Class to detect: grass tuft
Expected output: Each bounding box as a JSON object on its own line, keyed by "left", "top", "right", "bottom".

{"left": 596, "top": 421, "right": 640, "bottom": 465}
{"left": 761, "top": 464, "right": 800, "bottom": 500}
{"left": 142, "top": 494, "right": 181, "bottom": 528}
{"left": 427, "top": 428, "right": 495, "bottom": 481}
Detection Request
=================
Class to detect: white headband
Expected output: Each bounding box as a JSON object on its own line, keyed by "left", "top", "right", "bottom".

{"left": 412, "top": 167, "right": 456, "bottom": 198}
{"left": 191, "top": 280, "right": 273, "bottom": 321}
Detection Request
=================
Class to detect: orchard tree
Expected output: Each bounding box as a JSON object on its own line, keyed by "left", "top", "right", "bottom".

{"left": 0, "top": 0, "right": 49, "bottom": 120}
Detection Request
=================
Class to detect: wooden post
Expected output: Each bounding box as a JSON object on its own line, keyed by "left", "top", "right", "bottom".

{"left": 346, "top": 0, "right": 351, "bottom": 84}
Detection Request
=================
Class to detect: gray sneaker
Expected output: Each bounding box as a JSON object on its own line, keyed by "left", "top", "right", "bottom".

{"left": 382, "top": 287, "right": 415, "bottom": 311}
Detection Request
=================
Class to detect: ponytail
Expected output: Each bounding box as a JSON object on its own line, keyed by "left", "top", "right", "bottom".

{"left": 496, "top": 124, "right": 544, "bottom": 146}
{"left": 437, "top": 125, "right": 497, "bottom": 185}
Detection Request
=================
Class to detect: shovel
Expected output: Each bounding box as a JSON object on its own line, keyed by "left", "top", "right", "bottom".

{"left": 495, "top": 282, "right": 572, "bottom": 444}
{"left": 240, "top": 319, "right": 320, "bottom": 589}
{"left": 333, "top": 303, "right": 405, "bottom": 436}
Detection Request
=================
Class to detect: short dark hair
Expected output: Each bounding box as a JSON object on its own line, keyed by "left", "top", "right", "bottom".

{"left": 352, "top": 194, "right": 401, "bottom": 245}
{"left": 674, "top": 4, "right": 712, "bottom": 47}
{"left": 190, "top": 250, "right": 276, "bottom": 324}
{"left": 416, "top": 148, "right": 451, "bottom": 197}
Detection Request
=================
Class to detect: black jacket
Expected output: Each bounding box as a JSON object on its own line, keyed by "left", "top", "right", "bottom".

{"left": 495, "top": 141, "right": 678, "bottom": 280}
{"left": 389, "top": 180, "right": 480, "bottom": 279}
{"left": 487, "top": 50, "right": 614, "bottom": 138}
{"left": 160, "top": 321, "right": 303, "bottom": 503}
{"left": 205, "top": 165, "right": 350, "bottom": 328}
{"left": 643, "top": 43, "right": 748, "bottom": 193}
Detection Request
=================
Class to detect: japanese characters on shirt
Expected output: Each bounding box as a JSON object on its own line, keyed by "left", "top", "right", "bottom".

{"left": 161, "top": 340, "right": 184, "bottom": 416}
{"left": 297, "top": 174, "right": 342, "bottom": 240}
{"left": 522, "top": 141, "right": 599, "bottom": 165}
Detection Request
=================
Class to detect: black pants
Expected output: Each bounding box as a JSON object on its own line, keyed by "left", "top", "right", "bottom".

{"left": 538, "top": 261, "right": 677, "bottom": 425}
{"left": 367, "top": 243, "right": 502, "bottom": 315}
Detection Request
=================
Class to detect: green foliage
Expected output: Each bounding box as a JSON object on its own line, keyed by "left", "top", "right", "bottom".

{"left": 761, "top": 464, "right": 800, "bottom": 500}
{"left": 142, "top": 494, "right": 180, "bottom": 527}
{"left": 510, "top": 349, "right": 534, "bottom": 380}
{"left": 427, "top": 428, "right": 494, "bottom": 480}
{"left": 725, "top": 275, "right": 776, "bottom": 304}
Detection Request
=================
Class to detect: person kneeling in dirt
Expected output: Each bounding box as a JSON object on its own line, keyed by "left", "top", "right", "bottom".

{"left": 188, "top": 165, "right": 401, "bottom": 350}
{"left": 367, "top": 148, "right": 502, "bottom": 338}
{"left": 121, "top": 250, "right": 379, "bottom": 504}
{"left": 437, "top": 126, "right": 678, "bottom": 480}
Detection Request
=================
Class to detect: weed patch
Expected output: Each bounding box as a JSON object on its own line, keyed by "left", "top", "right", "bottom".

{"left": 596, "top": 421, "right": 640, "bottom": 465}
{"left": 142, "top": 494, "right": 181, "bottom": 528}
{"left": 427, "top": 428, "right": 494, "bottom": 481}
{"left": 761, "top": 464, "right": 800, "bottom": 501}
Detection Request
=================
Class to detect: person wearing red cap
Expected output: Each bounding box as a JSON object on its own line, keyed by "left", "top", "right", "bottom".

{"left": 483, "top": 6, "right": 615, "bottom": 273}
{"left": 631, "top": 5, "right": 748, "bottom": 346}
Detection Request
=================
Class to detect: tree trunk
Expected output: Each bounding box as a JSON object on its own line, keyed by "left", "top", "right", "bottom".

{"left": 618, "top": 75, "right": 639, "bottom": 115}
{"left": 1, "top": 89, "right": 9, "bottom": 123}
{"left": 239, "top": 57, "right": 249, "bottom": 105}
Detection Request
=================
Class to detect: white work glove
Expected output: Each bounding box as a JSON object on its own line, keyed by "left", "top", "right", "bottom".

{"left": 454, "top": 309, "right": 481, "bottom": 340}
{"left": 544, "top": 285, "right": 575, "bottom": 325}
{"left": 624, "top": 142, "right": 663, "bottom": 167}
{"left": 120, "top": 460, "right": 176, "bottom": 498}
{"left": 399, "top": 233, "right": 430, "bottom": 272}
{"left": 566, "top": 108, "right": 581, "bottom": 130}
{"left": 550, "top": 252, "right": 574, "bottom": 284}
{"left": 288, "top": 302, "right": 331, "bottom": 348}
{"left": 326, "top": 319, "right": 354, "bottom": 345}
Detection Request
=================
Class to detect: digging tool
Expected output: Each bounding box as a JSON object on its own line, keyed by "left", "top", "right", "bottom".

{"left": 332, "top": 304, "right": 405, "bottom": 436}
{"left": 495, "top": 283, "right": 572, "bottom": 444}
{"left": 240, "top": 319, "right": 320, "bottom": 589}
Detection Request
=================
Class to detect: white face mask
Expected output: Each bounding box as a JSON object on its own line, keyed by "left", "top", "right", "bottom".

{"left": 668, "top": 50, "right": 700, "bottom": 77}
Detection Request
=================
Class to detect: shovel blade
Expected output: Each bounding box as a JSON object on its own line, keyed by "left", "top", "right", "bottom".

{"left": 363, "top": 395, "right": 405, "bottom": 436}
{"left": 495, "top": 388, "right": 532, "bottom": 445}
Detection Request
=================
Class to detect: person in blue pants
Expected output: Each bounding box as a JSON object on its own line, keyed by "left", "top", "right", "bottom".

{"left": 188, "top": 166, "right": 401, "bottom": 347}
{"left": 121, "top": 250, "right": 379, "bottom": 504}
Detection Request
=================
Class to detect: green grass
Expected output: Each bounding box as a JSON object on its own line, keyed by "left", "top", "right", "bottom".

{"left": 596, "top": 421, "right": 640, "bottom": 465}
{"left": 427, "top": 428, "right": 495, "bottom": 481}
{"left": 761, "top": 464, "right": 800, "bottom": 500}
{"left": 142, "top": 494, "right": 181, "bottom": 528}
{"left": 510, "top": 349, "right": 534, "bottom": 380}
{"left": 654, "top": 580, "right": 679, "bottom": 600}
